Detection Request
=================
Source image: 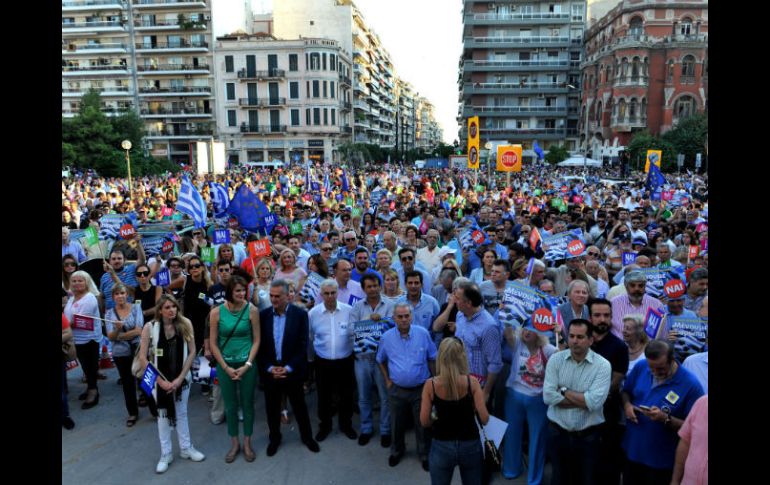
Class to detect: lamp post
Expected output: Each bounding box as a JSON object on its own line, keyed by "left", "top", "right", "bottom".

{"left": 121, "top": 139, "right": 133, "bottom": 202}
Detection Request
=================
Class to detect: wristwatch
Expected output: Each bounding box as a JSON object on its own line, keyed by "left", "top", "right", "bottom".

{"left": 559, "top": 386, "right": 568, "bottom": 396}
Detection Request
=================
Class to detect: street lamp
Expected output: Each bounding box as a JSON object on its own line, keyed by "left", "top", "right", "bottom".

{"left": 121, "top": 139, "right": 133, "bottom": 201}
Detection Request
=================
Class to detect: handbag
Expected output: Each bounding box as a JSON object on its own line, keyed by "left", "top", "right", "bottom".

{"left": 475, "top": 411, "right": 501, "bottom": 474}
{"left": 62, "top": 336, "right": 77, "bottom": 362}
{"left": 132, "top": 321, "right": 160, "bottom": 378}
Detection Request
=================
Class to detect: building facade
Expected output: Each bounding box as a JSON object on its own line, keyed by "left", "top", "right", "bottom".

{"left": 459, "top": 0, "right": 586, "bottom": 159}
{"left": 395, "top": 79, "right": 416, "bottom": 153}
{"left": 213, "top": 33, "right": 353, "bottom": 165}
{"left": 416, "top": 97, "right": 443, "bottom": 150}
{"left": 62, "top": 0, "right": 216, "bottom": 164}
{"left": 580, "top": 0, "right": 708, "bottom": 154}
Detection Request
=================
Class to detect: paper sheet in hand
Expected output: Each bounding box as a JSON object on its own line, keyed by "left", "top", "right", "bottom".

{"left": 196, "top": 356, "right": 215, "bottom": 380}
{"left": 477, "top": 415, "right": 508, "bottom": 454}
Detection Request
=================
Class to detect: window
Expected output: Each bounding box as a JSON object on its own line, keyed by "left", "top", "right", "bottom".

{"left": 621, "top": 58, "right": 629, "bottom": 79}
{"left": 226, "top": 82, "right": 235, "bottom": 100}
{"left": 323, "top": 81, "right": 328, "bottom": 98}
{"left": 680, "top": 19, "right": 692, "bottom": 36}
{"left": 667, "top": 60, "right": 675, "bottom": 82}
{"left": 225, "top": 55, "right": 234, "bottom": 73}
{"left": 313, "top": 80, "right": 320, "bottom": 98}
{"left": 629, "top": 17, "right": 643, "bottom": 37}
{"left": 322, "top": 53, "right": 327, "bottom": 70}
{"left": 323, "top": 108, "right": 328, "bottom": 125}
{"left": 631, "top": 57, "right": 640, "bottom": 80}
{"left": 595, "top": 102, "right": 602, "bottom": 122}
{"left": 519, "top": 51, "right": 531, "bottom": 61}
{"left": 330, "top": 54, "right": 336, "bottom": 71}
{"left": 306, "top": 108, "right": 311, "bottom": 125}
{"left": 617, "top": 99, "right": 626, "bottom": 121}
{"left": 227, "top": 109, "right": 236, "bottom": 127}
{"left": 331, "top": 109, "right": 336, "bottom": 125}
{"left": 291, "top": 109, "right": 300, "bottom": 126}
{"left": 674, "top": 95, "right": 696, "bottom": 120}
{"left": 681, "top": 55, "right": 696, "bottom": 77}
{"left": 289, "top": 54, "right": 298, "bottom": 71}
{"left": 310, "top": 53, "right": 320, "bottom": 70}
{"left": 629, "top": 98, "right": 637, "bottom": 120}
{"left": 313, "top": 108, "right": 321, "bottom": 125}
{"left": 290, "top": 81, "right": 299, "bottom": 99}
{"left": 330, "top": 81, "right": 336, "bottom": 98}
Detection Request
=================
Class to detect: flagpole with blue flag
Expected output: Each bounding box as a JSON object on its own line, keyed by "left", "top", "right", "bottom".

{"left": 341, "top": 169, "right": 349, "bottom": 192}
{"left": 645, "top": 163, "right": 667, "bottom": 201}
{"left": 176, "top": 176, "right": 208, "bottom": 228}
{"left": 533, "top": 141, "right": 545, "bottom": 163}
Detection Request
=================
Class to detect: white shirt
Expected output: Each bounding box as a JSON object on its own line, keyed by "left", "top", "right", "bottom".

{"left": 309, "top": 302, "right": 354, "bottom": 360}
{"left": 416, "top": 246, "right": 442, "bottom": 273}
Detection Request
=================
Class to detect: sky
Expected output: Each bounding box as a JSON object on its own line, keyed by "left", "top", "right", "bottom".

{"left": 212, "top": 0, "right": 464, "bottom": 144}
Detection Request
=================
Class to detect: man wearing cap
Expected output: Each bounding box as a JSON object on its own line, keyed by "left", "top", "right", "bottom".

{"left": 429, "top": 246, "right": 458, "bottom": 283}
{"left": 656, "top": 283, "right": 705, "bottom": 363}
{"left": 684, "top": 268, "right": 707, "bottom": 314}
{"left": 543, "top": 318, "right": 612, "bottom": 485}
{"left": 415, "top": 229, "right": 442, "bottom": 273}
{"left": 609, "top": 270, "right": 664, "bottom": 340}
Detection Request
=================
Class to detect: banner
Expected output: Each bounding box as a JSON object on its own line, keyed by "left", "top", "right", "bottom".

{"left": 140, "top": 234, "right": 174, "bottom": 256}
{"left": 83, "top": 226, "right": 99, "bottom": 246}
{"left": 636, "top": 266, "right": 687, "bottom": 299}
{"left": 353, "top": 318, "right": 395, "bottom": 354}
{"left": 98, "top": 214, "right": 128, "bottom": 240}
{"left": 72, "top": 314, "right": 95, "bottom": 332}
{"left": 622, "top": 252, "right": 637, "bottom": 266}
{"left": 498, "top": 281, "right": 558, "bottom": 330}
{"left": 200, "top": 246, "right": 216, "bottom": 263}
{"left": 542, "top": 229, "right": 585, "bottom": 261}
{"left": 155, "top": 268, "right": 171, "bottom": 287}
{"left": 467, "top": 116, "right": 480, "bottom": 169}
{"left": 645, "top": 149, "right": 662, "bottom": 173}
{"left": 299, "top": 271, "right": 324, "bottom": 305}
{"left": 249, "top": 239, "right": 271, "bottom": 259}
{"left": 496, "top": 145, "right": 522, "bottom": 172}
{"left": 213, "top": 229, "right": 231, "bottom": 244}
{"left": 644, "top": 307, "right": 665, "bottom": 339}
{"left": 667, "top": 316, "right": 708, "bottom": 361}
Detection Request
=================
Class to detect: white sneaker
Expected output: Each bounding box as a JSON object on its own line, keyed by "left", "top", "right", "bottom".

{"left": 156, "top": 453, "right": 173, "bottom": 473}
{"left": 180, "top": 446, "right": 205, "bottom": 462}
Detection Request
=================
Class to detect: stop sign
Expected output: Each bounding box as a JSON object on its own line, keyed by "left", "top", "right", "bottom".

{"left": 500, "top": 150, "right": 518, "bottom": 168}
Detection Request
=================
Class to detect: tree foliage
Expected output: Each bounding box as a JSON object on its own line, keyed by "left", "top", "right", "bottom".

{"left": 544, "top": 145, "right": 570, "bottom": 165}
{"left": 627, "top": 131, "right": 677, "bottom": 172}
{"left": 661, "top": 113, "right": 707, "bottom": 169}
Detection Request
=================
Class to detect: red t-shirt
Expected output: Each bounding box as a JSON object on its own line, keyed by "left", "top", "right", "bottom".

{"left": 62, "top": 313, "right": 70, "bottom": 330}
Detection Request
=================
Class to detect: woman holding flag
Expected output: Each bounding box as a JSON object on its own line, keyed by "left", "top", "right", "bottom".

{"left": 138, "top": 294, "right": 205, "bottom": 473}
{"left": 63, "top": 271, "right": 102, "bottom": 409}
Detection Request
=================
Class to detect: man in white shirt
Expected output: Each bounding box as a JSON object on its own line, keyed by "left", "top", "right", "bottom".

{"left": 334, "top": 259, "right": 365, "bottom": 306}
{"left": 308, "top": 279, "right": 357, "bottom": 442}
{"left": 415, "top": 229, "right": 442, "bottom": 274}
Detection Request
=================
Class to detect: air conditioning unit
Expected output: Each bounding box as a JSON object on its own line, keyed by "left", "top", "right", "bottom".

{"left": 552, "top": 29, "right": 560, "bottom": 36}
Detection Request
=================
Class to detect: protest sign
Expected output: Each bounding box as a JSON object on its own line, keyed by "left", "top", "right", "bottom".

{"left": 353, "top": 318, "right": 396, "bottom": 354}
{"left": 688, "top": 245, "right": 699, "bottom": 261}
{"left": 566, "top": 239, "right": 586, "bottom": 258}
{"left": 200, "top": 246, "right": 215, "bottom": 263}
{"left": 98, "top": 214, "right": 126, "bottom": 240}
{"left": 667, "top": 316, "right": 708, "bottom": 361}
{"left": 299, "top": 272, "right": 324, "bottom": 305}
{"left": 139, "top": 362, "right": 160, "bottom": 396}
{"left": 213, "top": 229, "right": 231, "bottom": 244}
{"left": 84, "top": 226, "right": 99, "bottom": 246}
{"left": 542, "top": 229, "right": 585, "bottom": 261}
{"left": 290, "top": 222, "right": 303, "bottom": 235}
{"left": 140, "top": 235, "right": 174, "bottom": 256}
{"left": 72, "top": 314, "right": 95, "bottom": 332}
{"left": 155, "top": 268, "right": 171, "bottom": 287}
{"left": 644, "top": 307, "right": 665, "bottom": 339}
{"left": 161, "top": 207, "right": 174, "bottom": 217}
{"left": 530, "top": 308, "right": 556, "bottom": 333}
{"left": 471, "top": 230, "right": 487, "bottom": 245}
{"left": 249, "top": 239, "right": 271, "bottom": 258}
{"left": 637, "top": 267, "right": 686, "bottom": 299}
{"left": 663, "top": 279, "right": 686, "bottom": 299}
{"left": 622, "top": 252, "right": 637, "bottom": 266}
{"left": 351, "top": 207, "right": 363, "bottom": 219}
{"left": 498, "top": 281, "right": 558, "bottom": 330}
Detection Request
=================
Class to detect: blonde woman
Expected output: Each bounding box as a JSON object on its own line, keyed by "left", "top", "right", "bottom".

{"left": 138, "top": 294, "right": 206, "bottom": 474}
{"left": 63, "top": 270, "right": 102, "bottom": 409}
{"left": 381, "top": 268, "right": 405, "bottom": 305}
{"left": 420, "top": 338, "right": 488, "bottom": 485}
{"left": 251, "top": 257, "right": 275, "bottom": 311}
{"left": 375, "top": 248, "right": 394, "bottom": 274}
{"left": 274, "top": 249, "right": 307, "bottom": 292}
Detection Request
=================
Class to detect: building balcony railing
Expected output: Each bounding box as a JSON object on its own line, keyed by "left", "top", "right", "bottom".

{"left": 237, "top": 68, "right": 286, "bottom": 80}
{"left": 132, "top": 0, "right": 208, "bottom": 8}
{"left": 136, "top": 41, "right": 209, "bottom": 50}
{"left": 463, "top": 82, "right": 569, "bottom": 94}
{"left": 342, "top": 126, "right": 353, "bottom": 134}
{"left": 62, "top": 106, "right": 129, "bottom": 116}
{"left": 354, "top": 101, "right": 370, "bottom": 112}
{"left": 340, "top": 101, "right": 352, "bottom": 111}
{"left": 238, "top": 98, "right": 259, "bottom": 107}
{"left": 63, "top": 42, "right": 127, "bottom": 54}
{"left": 136, "top": 63, "right": 209, "bottom": 74}
{"left": 680, "top": 75, "right": 697, "bottom": 85}
{"left": 62, "top": 86, "right": 132, "bottom": 95}
{"left": 62, "top": 20, "right": 125, "bottom": 30}
{"left": 239, "top": 124, "right": 288, "bottom": 134}
{"left": 480, "top": 127, "right": 567, "bottom": 138}
{"left": 464, "top": 59, "right": 570, "bottom": 71}
{"left": 339, "top": 75, "right": 352, "bottom": 86}
{"left": 138, "top": 86, "right": 211, "bottom": 95}
{"left": 62, "top": 0, "right": 126, "bottom": 9}
{"left": 146, "top": 126, "right": 214, "bottom": 137}
{"left": 464, "top": 36, "right": 570, "bottom": 48}
{"left": 140, "top": 107, "right": 211, "bottom": 116}
{"left": 464, "top": 105, "right": 568, "bottom": 115}
{"left": 610, "top": 116, "right": 647, "bottom": 130}
{"left": 62, "top": 64, "right": 129, "bottom": 74}
{"left": 355, "top": 119, "right": 371, "bottom": 128}
{"left": 134, "top": 19, "right": 207, "bottom": 30}
{"left": 613, "top": 76, "right": 649, "bottom": 87}
{"left": 465, "top": 12, "right": 570, "bottom": 23}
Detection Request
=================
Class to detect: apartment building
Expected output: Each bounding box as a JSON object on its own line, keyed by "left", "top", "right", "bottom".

{"left": 459, "top": 0, "right": 586, "bottom": 159}
{"left": 416, "top": 97, "right": 443, "bottom": 151}
{"left": 214, "top": 33, "right": 353, "bottom": 165}
{"left": 62, "top": 0, "right": 215, "bottom": 163}
{"left": 580, "top": 0, "right": 707, "bottom": 154}
{"left": 395, "top": 79, "right": 416, "bottom": 153}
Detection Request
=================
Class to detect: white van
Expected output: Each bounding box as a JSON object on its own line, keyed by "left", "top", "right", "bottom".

{"left": 243, "top": 161, "right": 285, "bottom": 169}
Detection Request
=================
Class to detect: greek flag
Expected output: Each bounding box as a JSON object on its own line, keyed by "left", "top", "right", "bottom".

{"left": 323, "top": 172, "right": 331, "bottom": 194}
{"left": 305, "top": 163, "right": 312, "bottom": 190}
{"left": 177, "top": 177, "right": 207, "bottom": 228}
{"left": 209, "top": 182, "right": 230, "bottom": 216}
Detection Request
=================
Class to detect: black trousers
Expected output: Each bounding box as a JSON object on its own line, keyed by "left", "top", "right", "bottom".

{"left": 263, "top": 375, "right": 313, "bottom": 444}
{"left": 113, "top": 356, "right": 138, "bottom": 417}
{"left": 548, "top": 422, "right": 601, "bottom": 485}
{"left": 315, "top": 355, "right": 355, "bottom": 430}
{"left": 596, "top": 422, "right": 624, "bottom": 485}
{"left": 75, "top": 340, "right": 100, "bottom": 391}
{"left": 623, "top": 459, "right": 673, "bottom": 485}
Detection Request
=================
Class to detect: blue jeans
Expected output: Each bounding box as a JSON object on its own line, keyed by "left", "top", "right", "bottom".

{"left": 503, "top": 388, "right": 549, "bottom": 483}
{"left": 354, "top": 353, "right": 390, "bottom": 435}
{"left": 429, "top": 439, "right": 483, "bottom": 485}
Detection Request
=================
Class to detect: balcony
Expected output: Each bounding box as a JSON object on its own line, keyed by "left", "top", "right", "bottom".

{"left": 62, "top": 42, "right": 127, "bottom": 55}
{"left": 258, "top": 98, "right": 287, "bottom": 107}
{"left": 132, "top": 0, "right": 208, "bottom": 9}
{"left": 464, "top": 12, "right": 570, "bottom": 25}
{"left": 238, "top": 98, "right": 259, "bottom": 107}
{"left": 62, "top": 20, "right": 126, "bottom": 33}
{"left": 146, "top": 125, "right": 214, "bottom": 138}
{"left": 62, "top": 86, "right": 132, "bottom": 97}
{"left": 140, "top": 107, "right": 212, "bottom": 117}
{"left": 613, "top": 76, "right": 649, "bottom": 88}
{"left": 239, "top": 124, "right": 288, "bottom": 134}
{"left": 463, "top": 106, "right": 568, "bottom": 117}
{"left": 236, "top": 68, "right": 286, "bottom": 81}
{"left": 462, "top": 82, "right": 568, "bottom": 95}
{"left": 354, "top": 101, "right": 370, "bottom": 113}
{"left": 134, "top": 19, "right": 207, "bottom": 31}
{"left": 680, "top": 75, "right": 697, "bottom": 85}
{"left": 62, "top": 64, "right": 129, "bottom": 76}
{"left": 479, "top": 127, "right": 567, "bottom": 139}
{"left": 135, "top": 40, "right": 209, "bottom": 52}
{"left": 340, "top": 101, "right": 352, "bottom": 111}
{"left": 342, "top": 126, "right": 353, "bottom": 134}
{"left": 136, "top": 63, "right": 210, "bottom": 75}
{"left": 355, "top": 118, "right": 370, "bottom": 129}
{"left": 464, "top": 36, "right": 570, "bottom": 49}
{"left": 138, "top": 86, "right": 211, "bottom": 96}
{"left": 62, "top": 106, "right": 129, "bottom": 117}
{"left": 611, "top": 116, "right": 647, "bottom": 132}
{"left": 463, "top": 59, "right": 569, "bottom": 72}
{"left": 339, "top": 74, "right": 352, "bottom": 87}
{"left": 62, "top": 0, "right": 126, "bottom": 11}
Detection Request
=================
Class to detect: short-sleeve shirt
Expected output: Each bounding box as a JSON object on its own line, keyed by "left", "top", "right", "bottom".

{"left": 678, "top": 395, "right": 708, "bottom": 485}
{"left": 100, "top": 264, "right": 138, "bottom": 310}
{"left": 105, "top": 304, "right": 144, "bottom": 358}
{"left": 64, "top": 293, "right": 102, "bottom": 345}
{"left": 376, "top": 325, "right": 437, "bottom": 388}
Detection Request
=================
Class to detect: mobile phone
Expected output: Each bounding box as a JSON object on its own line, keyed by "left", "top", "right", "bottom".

{"left": 637, "top": 405, "right": 652, "bottom": 411}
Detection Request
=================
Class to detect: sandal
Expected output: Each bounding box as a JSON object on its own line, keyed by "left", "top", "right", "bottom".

{"left": 281, "top": 409, "right": 290, "bottom": 425}
{"left": 126, "top": 416, "right": 138, "bottom": 427}
{"left": 225, "top": 445, "right": 240, "bottom": 464}
{"left": 243, "top": 446, "right": 256, "bottom": 462}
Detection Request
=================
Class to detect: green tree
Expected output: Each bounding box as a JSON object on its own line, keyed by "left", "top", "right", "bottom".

{"left": 434, "top": 142, "right": 454, "bottom": 158}
{"left": 661, "top": 113, "right": 707, "bottom": 168}
{"left": 544, "top": 145, "right": 570, "bottom": 165}
{"left": 627, "top": 130, "right": 677, "bottom": 171}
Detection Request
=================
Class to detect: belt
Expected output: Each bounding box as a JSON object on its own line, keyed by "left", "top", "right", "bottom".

{"left": 550, "top": 422, "right": 600, "bottom": 439}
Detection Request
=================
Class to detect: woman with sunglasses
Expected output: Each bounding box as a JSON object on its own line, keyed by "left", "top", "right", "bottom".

{"left": 64, "top": 270, "right": 102, "bottom": 409}
{"left": 135, "top": 263, "right": 162, "bottom": 320}
{"left": 138, "top": 295, "right": 205, "bottom": 473}
{"left": 62, "top": 254, "right": 79, "bottom": 295}
{"left": 420, "top": 337, "right": 488, "bottom": 485}
{"left": 105, "top": 283, "right": 144, "bottom": 427}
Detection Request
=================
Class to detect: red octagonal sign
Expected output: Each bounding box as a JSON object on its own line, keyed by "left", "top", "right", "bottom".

{"left": 119, "top": 224, "right": 136, "bottom": 239}
{"left": 500, "top": 150, "right": 518, "bottom": 168}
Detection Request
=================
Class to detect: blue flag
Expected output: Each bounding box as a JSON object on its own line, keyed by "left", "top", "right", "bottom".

{"left": 176, "top": 177, "right": 207, "bottom": 228}
{"left": 341, "top": 169, "right": 350, "bottom": 192}
{"left": 209, "top": 182, "right": 230, "bottom": 216}
{"left": 227, "top": 184, "right": 265, "bottom": 233}
{"left": 645, "top": 163, "right": 666, "bottom": 199}
{"left": 323, "top": 173, "right": 331, "bottom": 195}
{"left": 305, "top": 163, "right": 312, "bottom": 190}
{"left": 139, "top": 362, "right": 160, "bottom": 396}
{"left": 533, "top": 141, "right": 545, "bottom": 161}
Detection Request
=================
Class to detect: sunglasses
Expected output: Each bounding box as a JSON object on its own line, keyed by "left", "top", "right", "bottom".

{"left": 136, "top": 270, "right": 151, "bottom": 277}
{"left": 587, "top": 252, "right": 600, "bottom": 257}
{"left": 345, "top": 238, "right": 356, "bottom": 241}
{"left": 321, "top": 247, "right": 332, "bottom": 251}
{"left": 401, "top": 256, "right": 414, "bottom": 261}
{"left": 63, "top": 262, "right": 77, "bottom": 267}
{"left": 218, "top": 267, "right": 231, "bottom": 272}
{"left": 189, "top": 263, "right": 203, "bottom": 269}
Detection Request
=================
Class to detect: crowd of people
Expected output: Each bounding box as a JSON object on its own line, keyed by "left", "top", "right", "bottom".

{"left": 62, "top": 161, "right": 708, "bottom": 485}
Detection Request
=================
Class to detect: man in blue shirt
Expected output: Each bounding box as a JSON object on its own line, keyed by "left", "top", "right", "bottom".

{"left": 377, "top": 303, "right": 437, "bottom": 471}
{"left": 62, "top": 227, "right": 87, "bottom": 263}
{"left": 622, "top": 340, "right": 704, "bottom": 484}
{"left": 351, "top": 247, "right": 382, "bottom": 285}
{"left": 397, "top": 271, "right": 440, "bottom": 334}
{"left": 100, "top": 244, "right": 145, "bottom": 311}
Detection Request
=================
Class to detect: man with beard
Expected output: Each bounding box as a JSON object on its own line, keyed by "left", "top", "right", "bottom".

{"left": 351, "top": 248, "right": 382, "bottom": 285}
{"left": 610, "top": 271, "right": 664, "bottom": 340}
{"left": 589, "top": 298, "right": 629, "bottom": 485}
{"left": 416, "top": 229, "right": 442, "bottom": 273}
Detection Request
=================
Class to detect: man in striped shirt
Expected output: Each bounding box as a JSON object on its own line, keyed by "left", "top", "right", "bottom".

{"left": 543, "top": 319, "right": 612, "bottom": 485}
{"left": 610, "top": 270, "right": 664, "bottom": 339}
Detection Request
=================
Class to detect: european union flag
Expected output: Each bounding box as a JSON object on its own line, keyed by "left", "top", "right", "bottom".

{"left": 645, "top": 163, "right": 666, "bottom": 200}
{"left": 227, "top": 184, "right": 276, "bottom": 233}
{"left": 341, "top": 169, "right": 350, "bottom": 192}
{"left": 533, "top": 141, "right": 545, "bottom": 161}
